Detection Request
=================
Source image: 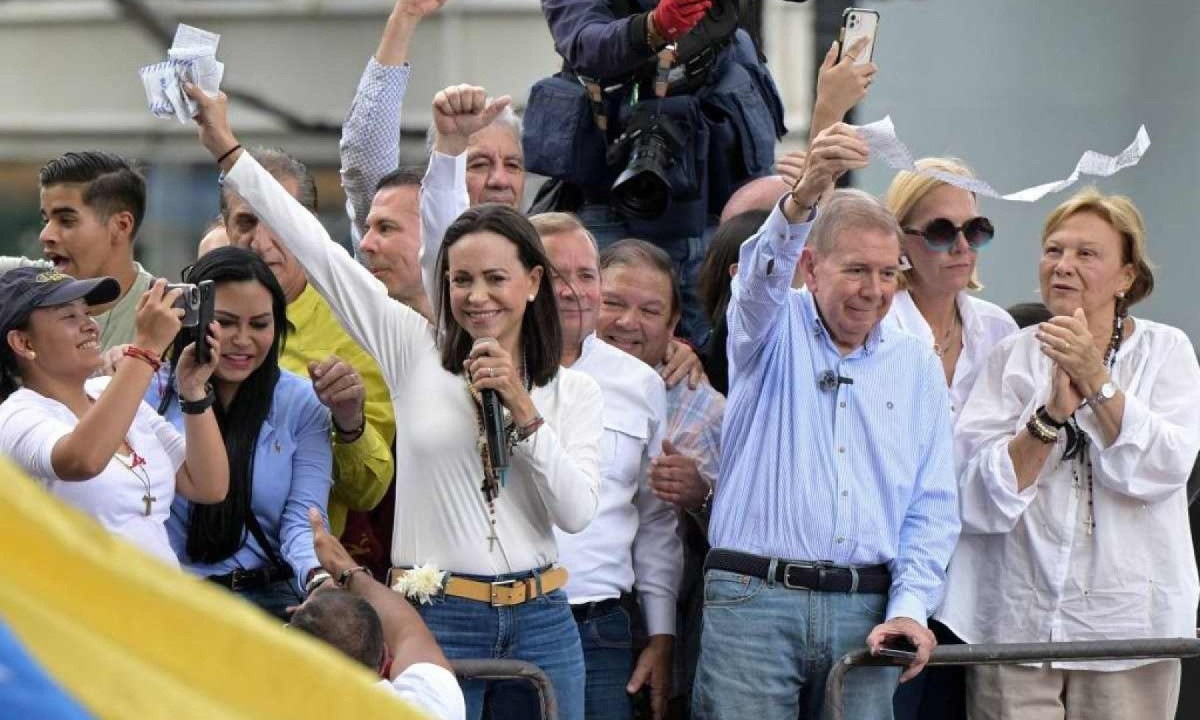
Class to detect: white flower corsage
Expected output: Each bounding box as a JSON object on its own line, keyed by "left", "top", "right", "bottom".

{"left": 391, "top": 563, "right": 446, "bottom": 605}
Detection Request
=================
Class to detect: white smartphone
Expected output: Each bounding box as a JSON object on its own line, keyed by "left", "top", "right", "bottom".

{"left": 837, "top": 8, "right": 880, "bottom": 66}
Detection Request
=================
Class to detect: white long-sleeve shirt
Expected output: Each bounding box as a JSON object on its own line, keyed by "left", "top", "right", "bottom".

{"left": 884, "top": 290, "right": 1017, "bottom": 416}
{"left": 557, "top": 334, "right": 682, "bottom": 636}
{"left": 938, "top": 319, "right": 1200, "bottom": 670}
{"left": 419, "top": 151, "right": 470, "bottom": 322}
{"left": 224, "top": 154, "right": 602, "bottom": 576}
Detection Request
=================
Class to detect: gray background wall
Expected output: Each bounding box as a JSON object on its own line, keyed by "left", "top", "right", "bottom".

{"left": 854, "top": 0, "right": 1200, "bottom": 343}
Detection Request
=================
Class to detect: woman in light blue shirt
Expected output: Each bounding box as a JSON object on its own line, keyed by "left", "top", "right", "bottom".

{"left": 147, "top": 247, "right": 332, "bottom": 619}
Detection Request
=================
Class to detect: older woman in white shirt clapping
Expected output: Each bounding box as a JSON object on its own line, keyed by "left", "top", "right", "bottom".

{"left": 939, "top": 188, "right": 1200, "bottom": 720}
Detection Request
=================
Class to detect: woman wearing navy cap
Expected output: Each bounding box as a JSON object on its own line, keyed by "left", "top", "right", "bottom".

{"left": 0, "top": 269, "right": 228, "bottom": 564}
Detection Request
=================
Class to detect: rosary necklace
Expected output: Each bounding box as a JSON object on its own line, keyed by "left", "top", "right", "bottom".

{"left": 465, "top": 364, "right": 527, "bottom": 552}
{"left": 113, "top": 446, "right": 155, "bottom": 516}
{"left": 1063, "top": 312, "right": 1125, "bottom": 536}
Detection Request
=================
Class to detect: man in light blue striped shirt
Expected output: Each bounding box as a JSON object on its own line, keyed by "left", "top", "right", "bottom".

{"left": 693, "top": 125, "right": 960, "bottom": 720}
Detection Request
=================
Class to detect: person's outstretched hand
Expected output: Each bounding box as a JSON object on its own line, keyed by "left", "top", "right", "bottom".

{"left": 183, "top": 83, "right": 240, "bottom": 169}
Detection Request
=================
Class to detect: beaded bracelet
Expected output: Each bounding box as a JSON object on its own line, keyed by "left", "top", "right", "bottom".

{"left": 1025, "top": 412, "right": 1058, "bottom": 444}
{"left": 512, "top": 415, "right": 545, "bottom": 444}
{"left": 1035, "top": 405, "right": 1067, "bottom": 430}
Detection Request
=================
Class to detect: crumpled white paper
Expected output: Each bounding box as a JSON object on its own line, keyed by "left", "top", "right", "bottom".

{"left": 857, "top": 116, "right": 1151, "bottom": 202}
{"left": 138, "top": 24, "right": 225, "bottom": 124}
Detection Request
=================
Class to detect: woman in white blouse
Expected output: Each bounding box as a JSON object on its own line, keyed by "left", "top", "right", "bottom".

{"left": 940, "top": 188, "right": 1200, "bottom": 720}
{"left": 187, "top": 86, "right": 602, "bottom": 720}
{"left": 0, "top": 270, "right": 228, "bottom": 566}
{"left": 883, "top": 158, "right": 1018, "bottom": 414}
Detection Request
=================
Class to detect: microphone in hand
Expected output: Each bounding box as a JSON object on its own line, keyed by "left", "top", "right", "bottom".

{"left": 473, "top": 338, "right": 509, "bottom": 474}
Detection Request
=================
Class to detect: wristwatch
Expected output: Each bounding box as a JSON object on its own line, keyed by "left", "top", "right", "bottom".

{"left": 1088, "top": 381, "right": 1118, "bottom": 407}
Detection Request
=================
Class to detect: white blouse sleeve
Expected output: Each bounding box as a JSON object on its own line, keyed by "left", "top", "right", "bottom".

{"left": 954, "top": 336, "right": 1041, "bottom": 534}
{"left": 512, "top": 373, "right": 603, "bottom": 534}
{"left": 223, "top": 153, "right": 430, "bottom": 386}
{"left": 0, "top": 400, "right": 72, "bottom": 483}
{"left": 1076, "top": 327, "right": 1200, "bottom": 502}
{"left": 142, "top": 403, "right": 186, "bottom": 471}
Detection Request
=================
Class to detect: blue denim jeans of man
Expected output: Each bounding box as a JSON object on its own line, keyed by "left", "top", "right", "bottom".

{"left": 692, "top": 567, "right": 901, "bottom": 720}
{"left": 575, "top": 601, "right": 634, "bottom": 720}
{"left": 415, "top": 572, "right": 585, "bottom": 720}
{"left": 576, "top": 204, "right": 712, "bottom": 348}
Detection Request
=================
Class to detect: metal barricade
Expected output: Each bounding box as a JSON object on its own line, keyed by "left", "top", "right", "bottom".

{"left": 825, "top": 637, "right": 1200, "bottom": 720}
{"left": 451, "top": 658, "right": 559, "bottom": 720}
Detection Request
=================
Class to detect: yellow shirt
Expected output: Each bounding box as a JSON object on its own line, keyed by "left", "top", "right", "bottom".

{"left": 282, "top": 284, "right": 395, "bottom": 534}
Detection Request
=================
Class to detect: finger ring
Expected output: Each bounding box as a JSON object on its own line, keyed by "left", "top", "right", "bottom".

{"left": 486, "top": 368, "right": 494, "bottom": 378}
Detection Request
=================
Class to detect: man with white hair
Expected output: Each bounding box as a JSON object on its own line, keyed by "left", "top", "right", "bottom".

{"left": 692, "top": 124, "right": 960, "bottom": 720}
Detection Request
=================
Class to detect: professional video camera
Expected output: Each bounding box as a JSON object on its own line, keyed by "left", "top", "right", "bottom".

{"left": 607, "top": 108, "right": 688, "bottom": 220}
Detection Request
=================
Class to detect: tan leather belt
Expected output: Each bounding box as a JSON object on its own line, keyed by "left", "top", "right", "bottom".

{"left": 389, "top": 566, "right": 568, "bottom": 607}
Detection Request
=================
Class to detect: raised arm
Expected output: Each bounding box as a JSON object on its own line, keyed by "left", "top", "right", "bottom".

{"left": 307, "top": 507, "right": 452, "bottom": 674}
{"left": 808, "top": 38, "right": 876, "bottom": 143}
{"left": 169, "top": 323, "right": 228, "bottom": 504}
{"left": 188, "top": 84, "right": 425, "bottom": 384}
{"left": 341, "top": 0, "right": 446, "bottom": 254}
{"left": 727, "top": 124, "right": 868, "bottom": 371}
{"left": 48, "top": 283, "right": 188, "bottom": 479}
{"left": 420, "top": 84, "right": 511, "bottom": 313}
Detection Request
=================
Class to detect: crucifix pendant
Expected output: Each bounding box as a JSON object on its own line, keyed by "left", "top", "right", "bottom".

{"left": 487, "top": 532, "right": 499, "bottom": 552}
{"left": 142, "top": 493, "right": 156, "bottom": 516}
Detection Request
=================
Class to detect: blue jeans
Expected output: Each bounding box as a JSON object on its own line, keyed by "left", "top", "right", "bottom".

{"left": 575, "top": 602, "right": 634, "bottom": 720}
{"left": 416, "top": 573, "right": 585, "bottom": 720}
{"left": 577, "top": 204, "right": 712, "bottom": 347}
{"left": 692, "top": 567, "right": 900, "bottom": 720}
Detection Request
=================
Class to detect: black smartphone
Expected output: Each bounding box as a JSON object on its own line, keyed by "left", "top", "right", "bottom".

{"left": 878, "top": 637, "right": 917, "bottom": 662}
{"left": 194, "top": 280, "right": 214, "bottom": 364}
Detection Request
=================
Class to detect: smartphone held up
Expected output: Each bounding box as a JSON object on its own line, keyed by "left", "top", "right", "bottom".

{"left": 837, "top": 8, "right": 880, "bottom": 65}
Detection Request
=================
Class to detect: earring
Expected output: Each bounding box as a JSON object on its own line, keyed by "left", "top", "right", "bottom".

{"left": 528, "top": 295, "right": 536, "bottom": 302}
{"left": 27, "top": 351, "right": 36, "bottom": 360}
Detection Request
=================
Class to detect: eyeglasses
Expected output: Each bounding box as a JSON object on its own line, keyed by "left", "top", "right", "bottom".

{"left": 902, "top": 216, "right": 994, "bottom": 252}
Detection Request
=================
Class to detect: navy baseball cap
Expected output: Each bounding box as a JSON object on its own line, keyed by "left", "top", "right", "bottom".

{"left": 0, "top": 267, "right": 120, "bottom": 337}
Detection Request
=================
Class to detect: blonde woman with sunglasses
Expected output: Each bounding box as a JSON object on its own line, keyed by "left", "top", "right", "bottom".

{"left": 886, "top": 159, "right": 1018, "bottom": 720}
{"left": 884, "top": 158, "right": 1017, "bottom": 415}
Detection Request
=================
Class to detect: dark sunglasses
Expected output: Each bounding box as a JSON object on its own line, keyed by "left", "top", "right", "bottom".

{"left": 902, "top": 216, "right": 994, "bottom": 252}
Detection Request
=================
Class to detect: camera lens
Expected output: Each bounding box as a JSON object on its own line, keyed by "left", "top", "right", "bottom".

{"left": 612, "top": 131, "right": 675, "bottom": 220}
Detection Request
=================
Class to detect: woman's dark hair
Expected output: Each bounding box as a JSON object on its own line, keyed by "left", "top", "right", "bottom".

{"left": 697, "top": 210, "right": 769, "bottom": 395}
{"left": 435, "top": 204, "right": 562, "bottom": 387}
{"left": 0, "top": 316, "right": 31, "bottom": 403}
{"left": 158, "top": 246, "right": 290, "bottom": 564}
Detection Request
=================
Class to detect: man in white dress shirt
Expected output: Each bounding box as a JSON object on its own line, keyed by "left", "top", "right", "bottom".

{"left": 533, "top": 212, "right": 682, "bottom": 720}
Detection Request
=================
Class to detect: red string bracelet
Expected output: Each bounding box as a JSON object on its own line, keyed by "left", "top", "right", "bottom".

{"left": 123, "top": 345, "right": 162, "bottom": 372}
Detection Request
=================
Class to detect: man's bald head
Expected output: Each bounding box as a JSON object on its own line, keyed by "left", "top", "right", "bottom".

{"left": 197, "top": 222, "right": 229, "bottom": 258}
{"left": 720, "top": 175, "right": 792, "bottom": 223}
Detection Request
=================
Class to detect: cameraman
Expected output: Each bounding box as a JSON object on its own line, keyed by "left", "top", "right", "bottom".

{"left": 528, "top": 0, "right": 785, "bottom": 345}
